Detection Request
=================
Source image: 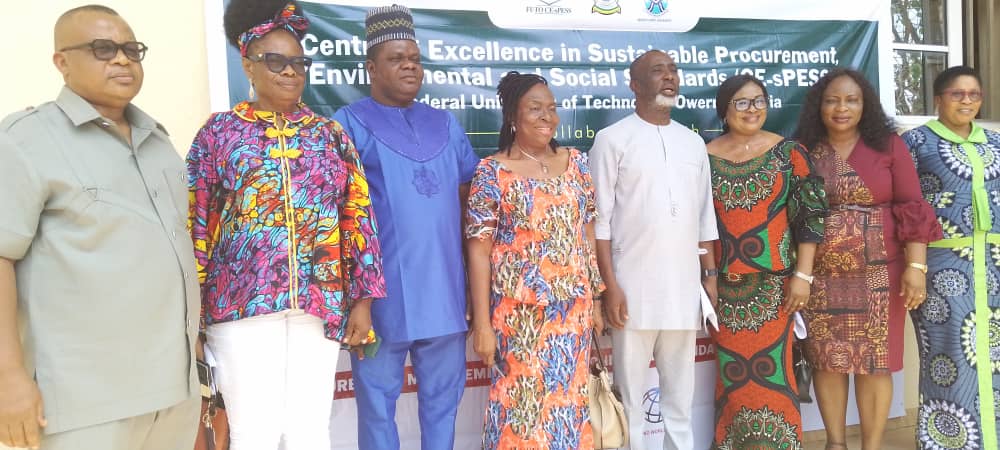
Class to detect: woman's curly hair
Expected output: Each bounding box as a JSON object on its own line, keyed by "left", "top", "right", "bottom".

{"left": 793, "top": 68, "right": 896, "bottom": 153}
{"left": 223, "top": 0, "right": 300, "bottom": 49}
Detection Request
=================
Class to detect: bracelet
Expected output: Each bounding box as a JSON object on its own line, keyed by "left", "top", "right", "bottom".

{"left": 794, "top": 271, "right": 814, "bottom": 284}
{"left": 908, "top": 262, "right": 928, "bottom": 274}
{"left": 702, "top": 268, "right": 719, "bottom": 278}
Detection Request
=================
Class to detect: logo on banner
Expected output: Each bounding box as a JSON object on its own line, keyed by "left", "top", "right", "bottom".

{"left": 642, "top": 388, "right": 663, "bottom": 423}
{"left": 592, "top": 0, "right": 621, "bottom": 15}
{"left": 644, "top": 0, "right": 668, "bottom": 16}
{"left": 527, "top": 0, "right": 572, "bottom": 15}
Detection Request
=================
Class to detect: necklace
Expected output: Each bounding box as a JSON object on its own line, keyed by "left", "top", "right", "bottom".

{"left": 517, "top": 144, "right": 549, "bottom": 174}
{"left": 730, "top": 137, "right": 758, "bottom": 163}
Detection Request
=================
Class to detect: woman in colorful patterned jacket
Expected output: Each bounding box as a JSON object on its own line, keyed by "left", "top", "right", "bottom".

{"left": 186, "top": 1, "right": 385, "bottom": 449}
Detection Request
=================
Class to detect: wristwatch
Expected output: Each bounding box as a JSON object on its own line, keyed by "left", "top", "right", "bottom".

{"left": 908, "top": 262, "right": 928, "bottom": 274}
{"left": 794, "top": 271, "right": 814, "bottom": 284}
{"left": 702, "top": 268, "right": 719, "bottom": 278}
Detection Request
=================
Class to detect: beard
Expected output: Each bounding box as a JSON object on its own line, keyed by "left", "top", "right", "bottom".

{"left": 654, "top": 94, "right": 676, "bottom": 108}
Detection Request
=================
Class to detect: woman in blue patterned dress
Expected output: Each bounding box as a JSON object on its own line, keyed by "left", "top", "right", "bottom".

{"left": 903, "top": 65, "right": 1000, "bottom": 450}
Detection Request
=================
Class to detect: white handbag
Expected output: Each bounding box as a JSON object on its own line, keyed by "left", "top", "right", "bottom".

{"left": 588, "top": 330, "right": 628, "bottom": 449}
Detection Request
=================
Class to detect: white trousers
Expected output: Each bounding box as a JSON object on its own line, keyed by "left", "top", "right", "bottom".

{"left": 205, "top": 310, "right": 341, "bottom": 450}
{"left": 611, "top": 329, "right": 697, "bottom": 450}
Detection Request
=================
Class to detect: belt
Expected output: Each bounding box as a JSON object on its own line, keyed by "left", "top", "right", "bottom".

{"left": 829, "top": 203, "right": 888, "bottom": 213}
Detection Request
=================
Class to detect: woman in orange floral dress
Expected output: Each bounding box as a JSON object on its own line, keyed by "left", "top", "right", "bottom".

{"left": 466, "top": 72, "right": 605, "bottom": 450}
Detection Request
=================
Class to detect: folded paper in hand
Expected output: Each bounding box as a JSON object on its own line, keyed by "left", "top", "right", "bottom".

{"left": 793, "top": 312, "right": 807, "bottom": 339}
{"left": 700, "top": 286, "right": 718, "bottom": 332}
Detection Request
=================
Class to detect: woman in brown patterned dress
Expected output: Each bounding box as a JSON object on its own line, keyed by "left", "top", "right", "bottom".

{"left": 793, "top": 69, "right": 942, "bottom": 450}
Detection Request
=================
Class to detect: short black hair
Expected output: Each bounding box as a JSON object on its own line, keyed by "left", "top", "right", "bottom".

{"left": 794, "top": 68, "right": 896, "bottom": 153}
{"left": 223, "top": 0, "right": 300, "bottom": 49}
{"left": 715, "top": 74, "right": 768, "bottom": 133}
{"left": 496, "top": 71, "right": 558, "bottom": 154}
{"left": 932, "top": 65, "right": 981, "bottom": 95}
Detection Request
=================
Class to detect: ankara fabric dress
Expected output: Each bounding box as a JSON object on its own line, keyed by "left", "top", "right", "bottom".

{"left": 709, "top": 140, "right": 827, "bottom": 450}
{"left": 904, "top": 121, "right": 1000, "bottom": 450}
{"left": 467, "top": 149, "right": 604, "bottom": 450}
{"left": 804, "top": 135, "right": 940, "bottom": 374}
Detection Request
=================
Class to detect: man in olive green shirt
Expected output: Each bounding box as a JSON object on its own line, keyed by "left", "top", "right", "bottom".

{"left": 0, "top": 5, "right": 199, "bottom": 450}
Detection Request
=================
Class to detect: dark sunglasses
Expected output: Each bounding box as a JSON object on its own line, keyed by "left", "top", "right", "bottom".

{"left": 60, "top": 39, "right": 148, "bottom": 62}
{"left": 247, "top": 53, "right": 312, "bottom": 75}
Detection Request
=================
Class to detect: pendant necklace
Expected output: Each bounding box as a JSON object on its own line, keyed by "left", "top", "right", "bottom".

{"left": 517, "top": 144, "right": 549, "bottom": 174}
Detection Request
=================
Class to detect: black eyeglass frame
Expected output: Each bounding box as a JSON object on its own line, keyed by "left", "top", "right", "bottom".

{"left": 59, "top": 39, "right": 148, "bottom": 62}
{"left": 246, "top": 53, "right": 313, "bottom": 75}
{"left": 730, "top": 96, "right": 769, "bottom": 112}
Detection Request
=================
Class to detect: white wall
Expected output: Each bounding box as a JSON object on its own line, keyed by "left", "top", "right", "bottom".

{"left": 0, "top": 0, "right": 211, "bottom": 154}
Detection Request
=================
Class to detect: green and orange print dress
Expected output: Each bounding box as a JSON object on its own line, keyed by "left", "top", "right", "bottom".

{"left": 466, "top": 149, "right": 604, "bottom": 450}
{"left": 709, "top": 139, "right": 827, "bottom": 450}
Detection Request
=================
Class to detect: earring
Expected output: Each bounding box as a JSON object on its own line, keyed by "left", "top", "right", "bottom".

{"left": 511, "top": 124, "right": 516, "bottom": 133}
{"left": 248, "top": 83, "right": 256, "bottom": 101}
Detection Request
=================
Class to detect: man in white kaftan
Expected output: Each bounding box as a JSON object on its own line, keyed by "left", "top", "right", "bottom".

{"left": 589, "top": 50, "right": 719, "bottom": 450}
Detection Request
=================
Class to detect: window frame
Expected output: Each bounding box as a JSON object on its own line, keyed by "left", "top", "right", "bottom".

{"left": 891, "top": 0, "right": 964, "bottom": 128}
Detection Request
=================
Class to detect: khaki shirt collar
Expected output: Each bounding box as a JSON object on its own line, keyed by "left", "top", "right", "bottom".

{"left": 55, "top": 86, "right": 170, "bottom": 146}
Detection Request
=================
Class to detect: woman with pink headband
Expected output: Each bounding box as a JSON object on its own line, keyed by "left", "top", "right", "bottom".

{"left": 186, "top": 1, "right": 386, "bottom": 448}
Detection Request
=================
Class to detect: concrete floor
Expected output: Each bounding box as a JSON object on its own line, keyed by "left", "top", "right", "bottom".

{"left": 804, "top": 425, "right": 917, "bottom": 450}
{"left": 2, "top": 424, "right": 920, "bottom": 450}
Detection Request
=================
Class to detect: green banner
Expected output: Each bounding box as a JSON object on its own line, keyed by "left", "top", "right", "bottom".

{"left": 224, "top": 3, "right": 879, "bottom": 155}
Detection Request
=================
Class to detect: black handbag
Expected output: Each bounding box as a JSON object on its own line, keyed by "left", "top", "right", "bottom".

{"left": 792, "top": 340, "right": 813, "bottom": 403}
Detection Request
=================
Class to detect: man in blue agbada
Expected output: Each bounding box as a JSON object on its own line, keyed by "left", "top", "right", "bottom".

{"left": 332, "top": 4, "right": 479, "bottom": 450}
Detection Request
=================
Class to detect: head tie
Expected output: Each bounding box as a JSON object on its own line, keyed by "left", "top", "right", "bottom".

{"left": 238, "top": 2, "right": 310, "bottom": 57}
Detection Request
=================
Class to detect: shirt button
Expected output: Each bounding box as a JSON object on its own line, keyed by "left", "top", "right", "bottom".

{"left": 151, "top": 189, "right": 158, "bottom": 198}
{"left": 173, "top": 230, "right": 178, "bottom": 238}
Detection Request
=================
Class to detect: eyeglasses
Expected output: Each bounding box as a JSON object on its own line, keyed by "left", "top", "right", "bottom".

{"left": 59, "top": 39, "right": 147, "bottom": 62}
{"left": 939, "top": 89, "right": 984, "bottom": 102}
{"left": 731, "top": 96, "right": 768, "bottom": 112}
{"left": 247, "top": 53, "right": 313, "bottom": 75}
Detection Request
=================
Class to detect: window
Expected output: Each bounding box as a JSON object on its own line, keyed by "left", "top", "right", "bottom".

{"left": 891, "top": 0, "right": 959, "bottom": 116}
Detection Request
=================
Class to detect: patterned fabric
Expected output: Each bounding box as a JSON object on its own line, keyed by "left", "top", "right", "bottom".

{"left": 804, "top": 136, "right": 940, "bottom": 374}
{"left": 237, "top": 2, "right": 310, "bottom": 56}
{"left": 466, "top": 149, "right": 604, "bottom": 450}
{"left": 714, "top": 273, "right": 802, "bottom": 450}
{"left": 709, "top": 139, "right": 827, "bottom": 450}
{"left": 711, "top": 139, "right": 827, "bottom": 275}
{"left": 904, "top": 123, "right": 1000, "bottom": 450}
{"left": 187, "top": 101, "right": 386, "bottom": 342}
{"left": 364, "top": 4, "right": 416, "bottom": 51}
